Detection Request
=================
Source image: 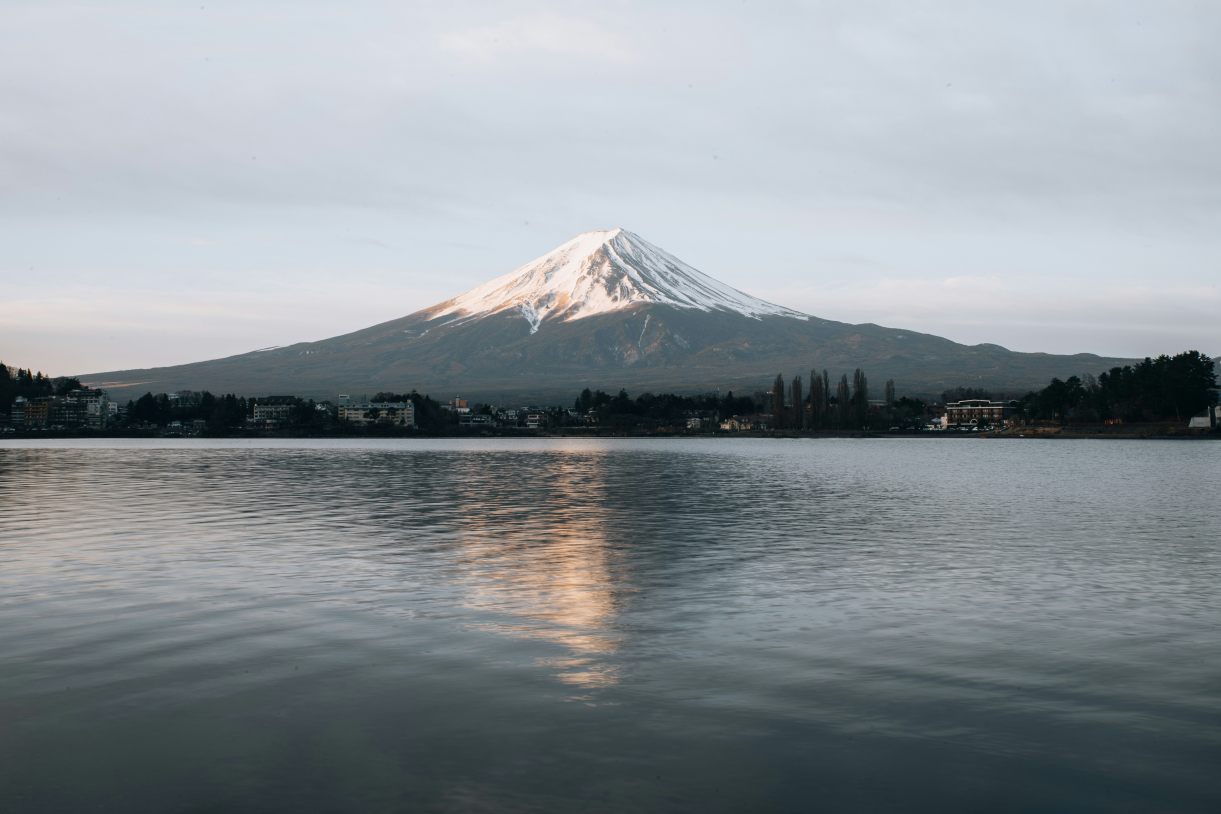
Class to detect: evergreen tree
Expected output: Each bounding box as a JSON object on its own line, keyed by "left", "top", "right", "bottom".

{"left": 835, "top": 374, "right": 850, "bottom": 429}
{"left": 852, "top": 368, "right": 869, "bottom": 429}
{"left": 810, "top": 372, "right": 826, "bottom": 430}
{"left": 791, "top": 375, "right": 804, "bottom": 431}
{"left": 576, "top": 387, "right": 594, "bottom": 413}
{"left": 771, "top": 374, "right": 786, "bottom": 429}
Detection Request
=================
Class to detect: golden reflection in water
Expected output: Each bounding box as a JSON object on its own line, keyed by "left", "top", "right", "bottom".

{"left": 452, "top": 450, "right": 624, "bottom": 691}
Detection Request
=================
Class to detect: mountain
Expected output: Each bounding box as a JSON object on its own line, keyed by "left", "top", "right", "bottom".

{"left": 83, "top": 228, "right": 1135, "bottom": 401}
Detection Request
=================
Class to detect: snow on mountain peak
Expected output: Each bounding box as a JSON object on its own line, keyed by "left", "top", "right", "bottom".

{"left": 429, "top": 228, "right": 807, "bottom": 333}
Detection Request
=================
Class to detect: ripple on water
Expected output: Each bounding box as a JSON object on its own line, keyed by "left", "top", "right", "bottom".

{"left": 1, "top": 438, "right": 1219, "bottom": 812}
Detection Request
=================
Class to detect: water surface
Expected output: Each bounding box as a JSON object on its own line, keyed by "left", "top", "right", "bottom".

{"left": 2, "top": 438, "right": 1219, "bottom": 812}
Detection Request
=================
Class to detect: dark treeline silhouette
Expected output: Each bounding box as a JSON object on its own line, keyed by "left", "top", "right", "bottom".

{"left": 764, "top": 367, "right": 903, "bottom": 431}
{"left": 1018, "top": 350, "right": 1216, "bottom": 424}
{"left": 115, "top": 390, "right": 454, "bottom": 433}
{"left": 0, "top": 363, "right": 81, "bottom": 413}
{"left": 575, "top": 388, "right": 754, "bottom": 430}
{"left": 125, "top": 392, "right": 257, "bottom": 430}
{"left": 10, "top": 351, "right": 1212, "bottom": 435}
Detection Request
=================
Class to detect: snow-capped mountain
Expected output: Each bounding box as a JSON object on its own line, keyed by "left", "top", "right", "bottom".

{"left": 428, "top": 228, "right": 807, "bottom": 333}
{"left": 82, "top": 228, "right": 1134, "bottom": 400}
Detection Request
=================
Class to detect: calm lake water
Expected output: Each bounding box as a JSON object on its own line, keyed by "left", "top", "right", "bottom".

{"left": 2, "top": 438, "right": 1219, "bottom": 812}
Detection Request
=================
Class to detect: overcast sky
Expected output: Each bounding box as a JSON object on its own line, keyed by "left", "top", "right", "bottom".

{"left": 2, "top": 0, "right": 1218, "bottom": 375}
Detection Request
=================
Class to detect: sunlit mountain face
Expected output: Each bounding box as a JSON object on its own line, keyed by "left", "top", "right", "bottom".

{"left": 83, "top": 230, "right": 1135, "bottom": 401}
{"left": 426, "top": 228, "right": 809, "bottom": 333}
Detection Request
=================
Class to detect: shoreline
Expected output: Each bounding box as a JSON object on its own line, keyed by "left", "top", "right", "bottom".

{"left": 2, "top": 427, "right": 1217, "bottom": 442}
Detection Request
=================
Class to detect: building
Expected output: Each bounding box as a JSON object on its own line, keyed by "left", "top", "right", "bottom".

{"left": 338, "top": 400, "right": 415, "bottom": 427}
{"left": 6, "top": 388, "right": 114, "bottom": 430}
{"left": 443, "top": 397, "right": 470, "bottom": 415}
{"left": 251, "top": 398, "right": 297, "bottom": 425}
{"left": 1188, "top": 405, "right": 1219, "bottom": 429}
{"left": 944, "top": 399, "right": 1010, "bottom": 427}
{"left": 48, "top": 397, "right": 86, "bottom": 428}
{"left": 66, "top": 388, "right": 111, "bottom": 429}
{"left": 458, "top": 413, "right": 493, "bottom": 428}
{"left": 525, "top": 411, "right": 545, "bottom": 429}
{"left": 21, "top": 397, "right": 51, "bottom": 427}
{"left": 9, "top": 396, "right": 27, "bottom": 427}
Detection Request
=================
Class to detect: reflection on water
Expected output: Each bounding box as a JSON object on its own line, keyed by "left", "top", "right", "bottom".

{"left": 1, "top": 438, "right": 1220, "bottom": 813}
{"left": 454, "top": 451, "right": 624, "bottom": 689}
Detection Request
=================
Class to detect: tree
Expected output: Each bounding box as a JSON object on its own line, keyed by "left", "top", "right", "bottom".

{"left": 791, "top": 375, "right": 804, "bottom": 431}
{"left": 771, "top": 374, "right": 786, "bottom": 429}
{"left": 835, "top": 374, "right": 850, "bottom": 429}
{"left": 942, "top": 386, "right": 992, "bottom": 404}
{"left": 54, "top": 377, "right": 83, "bottom": 396}
{"left": 851, "top": 368, "right": 869, "bottom": 429}
{"left": 809, "top": 371, "right": 826, "bottom": 430}
{"left": 576, "top": 387, "right": 594, "bottom": 414}
{"left": 1031, "top": 350, "right": 1217, "bottom": 424}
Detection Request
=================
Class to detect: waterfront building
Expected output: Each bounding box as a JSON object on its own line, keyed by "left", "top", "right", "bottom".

{"left": 945, "top": 399, "right": 1010, "bottom": 427}
{"left": 251, "top": 398, "right": 296, "bottom": 425}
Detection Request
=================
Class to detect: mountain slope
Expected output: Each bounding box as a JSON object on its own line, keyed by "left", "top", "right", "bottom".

{"left": 83, "top": 229, "right": 1136, "bottom": 401}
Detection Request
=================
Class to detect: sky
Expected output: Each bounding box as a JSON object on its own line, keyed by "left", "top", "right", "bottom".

{"left": 2, "top": 0, "right": 1218, "bottom": 375}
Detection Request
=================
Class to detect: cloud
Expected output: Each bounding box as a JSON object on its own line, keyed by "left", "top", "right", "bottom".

{"left": 440, "top": 14, "right": 636, "bottom": 65}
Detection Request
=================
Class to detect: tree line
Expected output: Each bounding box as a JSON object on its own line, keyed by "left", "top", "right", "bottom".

{"left": 574, "top": 388, "right": 755, "bottom": 429}
{"left": 119, "top": 390, "right": 452, "bottom": 433}
{"left": 1016, "top": 350, "right": 1216, "bottom": 424}
{"left": 573, "top": 368, "right": 917, "bottom": 432}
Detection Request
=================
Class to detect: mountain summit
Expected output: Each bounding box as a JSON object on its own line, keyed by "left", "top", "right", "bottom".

{"left": 82, "top": 229, "right": 1134, "bottom": 400}
{"left": 428, "top": 228, "right": 807, "bottom": 333}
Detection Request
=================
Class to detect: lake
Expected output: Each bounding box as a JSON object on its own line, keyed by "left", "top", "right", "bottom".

{"left": 2, "top": 438, "right": 1219, "bottom": 812}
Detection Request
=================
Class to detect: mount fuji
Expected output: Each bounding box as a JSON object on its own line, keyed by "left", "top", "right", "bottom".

{"left": 84, "top": 228, "right": 1133, "bottom": 400}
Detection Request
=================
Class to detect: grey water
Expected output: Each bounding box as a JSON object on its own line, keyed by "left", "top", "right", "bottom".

{"left": 2, "top": 438, "right": 1219, "bottom": 812}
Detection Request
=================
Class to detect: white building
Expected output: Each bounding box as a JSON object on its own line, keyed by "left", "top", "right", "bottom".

{"left": 252, "top": 402, "right": 295, "bottom": 424}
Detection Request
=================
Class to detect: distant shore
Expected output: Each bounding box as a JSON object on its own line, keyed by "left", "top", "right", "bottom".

{"left": 2, "top": 426, "right": 1216, "bottom": 442}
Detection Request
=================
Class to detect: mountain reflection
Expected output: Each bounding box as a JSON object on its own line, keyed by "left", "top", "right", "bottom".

{"left": 451, "top": 449, "right": 625, "bottom": 690}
